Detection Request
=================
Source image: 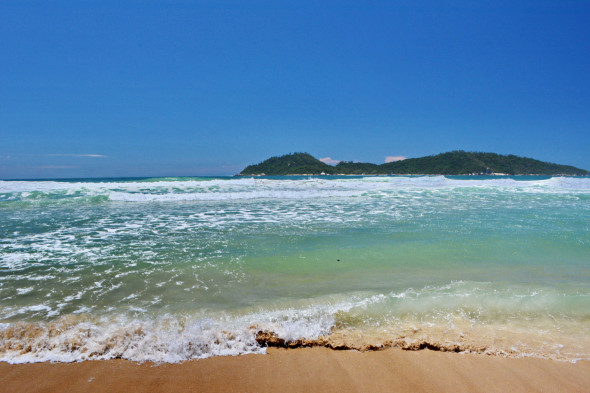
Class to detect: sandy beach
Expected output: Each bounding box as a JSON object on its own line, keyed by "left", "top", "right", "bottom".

{"left": 1, "top": 348, "right": 589, "bottom": 393}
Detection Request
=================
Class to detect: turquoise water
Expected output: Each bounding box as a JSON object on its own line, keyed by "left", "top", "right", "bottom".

{"left": 0, "top": 175, "right": 589, "bottom": 362}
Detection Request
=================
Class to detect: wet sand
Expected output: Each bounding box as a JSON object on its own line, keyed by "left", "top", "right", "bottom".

{"left": 1, "top": 347, "right": 589, "bottom": 393}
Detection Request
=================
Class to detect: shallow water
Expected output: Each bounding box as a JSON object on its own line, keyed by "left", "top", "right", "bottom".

{"left": 0, "top": 175, "right": 589, "bottom": 362}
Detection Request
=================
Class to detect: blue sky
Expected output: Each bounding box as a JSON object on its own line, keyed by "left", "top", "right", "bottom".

{"left": 1, "top": 0, "right": 589, "bottom": 178}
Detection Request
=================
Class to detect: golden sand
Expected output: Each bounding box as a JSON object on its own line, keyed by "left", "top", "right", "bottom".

{"left": 1, "top": 347, "right": 589, "bottom": 393}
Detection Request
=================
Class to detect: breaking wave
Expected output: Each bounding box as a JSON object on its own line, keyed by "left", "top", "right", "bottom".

{"left": 1, "top": 282, "right": 588, "bottom": 363}
{"left": 1, "top": 176, "right": 589, "bottom": 205}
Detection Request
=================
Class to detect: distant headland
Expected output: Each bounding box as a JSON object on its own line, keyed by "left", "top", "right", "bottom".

{"left": 238, "top": 151, "right": 589, "bottom": 176}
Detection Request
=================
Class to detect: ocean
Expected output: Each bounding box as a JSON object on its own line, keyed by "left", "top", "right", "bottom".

{"left": 0, "top": 175, "right": 589, "bottom": 363}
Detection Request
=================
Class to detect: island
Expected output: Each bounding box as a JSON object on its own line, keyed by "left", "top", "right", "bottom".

{"left": 239, "top": 151, "right": 589, "bottom": 176}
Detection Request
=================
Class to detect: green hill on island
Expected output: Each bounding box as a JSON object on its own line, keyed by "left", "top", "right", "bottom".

{"left": 239, "top": 151, "right": 588, "bottom": 176}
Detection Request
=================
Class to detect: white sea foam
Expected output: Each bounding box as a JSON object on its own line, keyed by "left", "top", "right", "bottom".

{"left": 0, "top": 315, "right": 264, "bottom": 363}
{"left": 0, "top": 291, "right": 379, "bottom": 363}
{"left": 1, "top": 176, "right": 589, "bottom": 205}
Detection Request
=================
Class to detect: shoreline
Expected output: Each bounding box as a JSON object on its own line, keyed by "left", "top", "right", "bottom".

{"left": 1, "top": 347, "right": 589, "bottom": 393}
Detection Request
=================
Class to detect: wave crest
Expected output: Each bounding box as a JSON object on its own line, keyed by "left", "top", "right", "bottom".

{"left": 1, "top": 176, "right": 589, "bottom": 205}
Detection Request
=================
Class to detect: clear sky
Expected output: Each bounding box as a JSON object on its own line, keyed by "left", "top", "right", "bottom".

{"left": 1, "top": 0, "right": 589, "bottom": 179}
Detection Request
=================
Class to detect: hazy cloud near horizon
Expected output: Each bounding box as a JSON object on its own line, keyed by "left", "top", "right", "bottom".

{"left": 385, "top": 156, "right": 407, "bottom": 163}
{"left": 319, "top": 157, "right": 340, "bottom": 166}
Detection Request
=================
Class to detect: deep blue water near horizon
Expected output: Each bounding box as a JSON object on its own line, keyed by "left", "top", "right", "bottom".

{"left": 0, "top": 175, "right": 589, "bottom": 363}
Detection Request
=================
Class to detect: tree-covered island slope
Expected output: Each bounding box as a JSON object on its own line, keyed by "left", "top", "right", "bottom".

{"left": 239, "top": 151, "right": 589, "bottom": 176}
